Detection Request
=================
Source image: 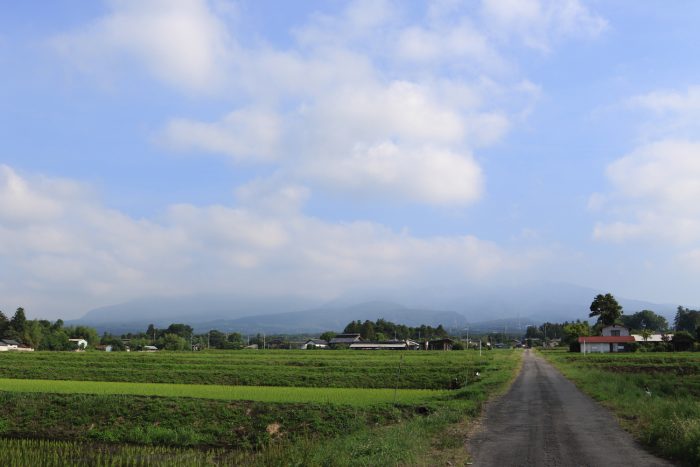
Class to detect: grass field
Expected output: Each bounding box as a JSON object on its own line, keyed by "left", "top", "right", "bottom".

{"left": 0, "top": 349, "right": 522, "bottom": 465}
{"left": 541, "top": 350, "right": 700, "bottom": 466}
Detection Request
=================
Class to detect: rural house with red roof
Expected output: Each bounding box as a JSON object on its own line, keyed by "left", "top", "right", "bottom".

{"left": 578, "top": 325, "right": 635, "bottom": 353}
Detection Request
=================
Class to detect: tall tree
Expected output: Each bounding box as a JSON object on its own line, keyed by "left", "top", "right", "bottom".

{"left": 0, "top": 310, "right": 9, "bottom": 337}
{"left": 621, "top": 310, "right": 668, "bottom": 331}
{"left": 10, "top": 307, "right": 27, "bottom": 337}
{"left": 589, "top": 293, "right": 623, "bottom": 326}
{"left": 674, "top": 306, "right": 700, "bottom": 335}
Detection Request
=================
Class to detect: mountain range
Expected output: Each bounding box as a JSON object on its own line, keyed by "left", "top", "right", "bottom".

{"left": 69, "top": 282, "right": 682, "bottom": 335}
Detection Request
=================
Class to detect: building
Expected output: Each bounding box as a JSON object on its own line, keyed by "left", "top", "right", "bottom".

{"left": 349, "top": 339, "right": 420, "bottom": 350}
{"left": 0, "top": 339, "right": 19, "bottom": 351}
{"left": 428, "top": 338, "right": 455, "bottom": 351}
{"left": 301, "top": 339, "right": 328, "bottom": 349}
{"left": 578, "top": 325, "right": 634, "bottom": 353}
{"left": 329, "top": 334, "right": 362, "bottom": 346}
{"left": 631, "top": 333, "right": 672, "bottom": 343}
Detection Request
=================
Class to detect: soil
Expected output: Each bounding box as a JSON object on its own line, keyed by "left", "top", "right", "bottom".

{"left": 467, "top": 349, "right": 674, "bottom": 466}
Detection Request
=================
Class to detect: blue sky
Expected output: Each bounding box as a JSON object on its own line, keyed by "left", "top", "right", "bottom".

{"left": 1, "top": 0, "right": 700, "bottom": 319}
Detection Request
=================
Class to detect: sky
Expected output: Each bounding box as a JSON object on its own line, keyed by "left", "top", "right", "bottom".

{"left": 1, "top": 0, "right": 700, "bottom": 319}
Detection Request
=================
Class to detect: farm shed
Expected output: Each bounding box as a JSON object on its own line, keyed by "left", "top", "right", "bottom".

{"left": 0, "top": 339, "right": 19, "bottom": 351}
{"left": 329, "top": 334, "right": 362, "bottom": 345}
{"left": 578, "top": 336, "right": 635, "bottom": 353}
{"left": 428, "top": 338, "right": 455, "bottom": 351}
{"left": 301, "top": 339, "right": 328, "bottom": 349}
{"left": 349, "top": 339, "right": 420, "bottom": 350}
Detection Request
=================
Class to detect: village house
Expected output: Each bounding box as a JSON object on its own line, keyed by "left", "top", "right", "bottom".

{"left": 349, "top": 339, "right": 420, "bottom": 351}
{"left": 301, "top": 339, "right": 328, "bottom": 349}
{"left": 578, "top": 325, "right": 635, "bottom": 353}
{"left": 631, "top": 333, "right": 673, "bottom": 343}
{"left": 329, "top": 333, "right": 362, "bottom": 347}
{"left": 0, "top": 339, "right": 20, "bottom": 351}
{"left": 427, "top": 338, "right": 455, "bottom": 351}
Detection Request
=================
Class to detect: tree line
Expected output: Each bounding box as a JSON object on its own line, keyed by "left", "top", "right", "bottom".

{"left": 338, "top": 319, "right": 449, "bottom": 341}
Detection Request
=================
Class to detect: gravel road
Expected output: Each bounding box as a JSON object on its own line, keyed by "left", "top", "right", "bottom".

{"left": 467, "top": 349, "right": 673, "bottom": 466}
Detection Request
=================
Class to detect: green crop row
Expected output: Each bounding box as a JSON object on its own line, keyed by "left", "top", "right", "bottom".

{"left": 0, "top": 378, "right": 445, "bottom": 406}
{"left": 0, "top": 350, "right": 494, "bottom": 389}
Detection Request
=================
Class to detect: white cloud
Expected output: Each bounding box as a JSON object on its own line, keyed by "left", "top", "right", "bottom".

{"left": 0, "top": 165, "right": 532, "bottom": 317}
{"left": 303, "top": 142, "right": 483, "bottom": 205}
{"left": 591, "top": 140, "right": 700, "bottom": 244}
{"left": 160, "top": 108, "right": 281, "bottom": 161}
{"left": 481, "top": 0, "right": 607, "bottom": 51}
{"left": 52, "top": 0, "right": 234, "bottom": 93}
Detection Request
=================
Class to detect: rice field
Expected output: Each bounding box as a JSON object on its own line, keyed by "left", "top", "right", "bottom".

{"left": 0, "top": 377, "right": 445, "bottom": 406}
{"left": 0, "top": 349, "right": 522, "bottom": 465}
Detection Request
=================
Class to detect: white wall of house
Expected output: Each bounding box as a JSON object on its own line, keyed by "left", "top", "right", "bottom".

{"left": 601, "top": 325, "right": 630, "bottom": 337}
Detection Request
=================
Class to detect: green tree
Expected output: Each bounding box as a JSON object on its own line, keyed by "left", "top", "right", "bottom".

{"left": 563, "top": 321, "right": 590, "bottom": 344}
{"left": 22, "top": 320, "right": 43, "bottom": 349}
{"left": 161, "top": 333, "right": 188, "bottom": 350}
{"left": 671, "top": 331, "right": 695, "bottom": 351}
{"left": 640, "top": 328, "right": 653, "bottom": 342}
{"left": 360, "top": 320, "right": 376, "bottom": 340}
{"left": 319, "top": 331, "right": 336, "bottom": 342}
{"left": 674, "top": 306, "right": 700, "bottom": 336}
{"left": 589, "top": 293, "right": 623, "bottom": 326}
{"left": 0, "top": 310, "right": 9, "bottom": 337}
{"left": 621, "top": 310, "right": 668, "bottom": 332}
{"left": 10, "top": 307, "right": 27, "bottom": 337}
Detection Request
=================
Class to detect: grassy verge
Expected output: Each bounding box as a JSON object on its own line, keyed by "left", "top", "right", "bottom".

{"left": 540, "top": 350, "right": 700, "bottom": 466}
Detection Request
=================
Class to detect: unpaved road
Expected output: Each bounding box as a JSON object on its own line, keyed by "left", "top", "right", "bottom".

{"left": 468, "top": 349, "right": 673, "bottom": 466}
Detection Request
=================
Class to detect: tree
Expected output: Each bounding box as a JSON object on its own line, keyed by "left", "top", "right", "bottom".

{"left": 621, "top": 310, "right": 668, "bottom": 332}
{"left": 671, "top": 331, "right": 695, "bottom": 351}
{"left": 563, "top": 321, "right": 590, "bottom": 344}
{"left": 0, "top": 310, "right": 9, "bottom": 337}
{"left": 319, "top": 331, "right": 336, "bottom": 342}
{"left": 589, "top": 294, "right": 623, "bottom": 326}
{"left": 10, "top": 307, "right": 27, "bottom": 337}
{"left": 640, "top": 328, "right": 653, "bottom": 342}
{"left": 161, "top": 333, "right": 188, "bottom": 350}
{"left": 674, "top": 306, "right": 700, "bottom": 336}
{"left": 360, "top": 320, "right": 376, "bottom": 341}
{"left": 22, "top": 320, "right": 43, "bottom": 349}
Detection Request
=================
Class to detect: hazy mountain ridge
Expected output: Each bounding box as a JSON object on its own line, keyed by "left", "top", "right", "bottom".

{"left": 71, "top": 283, "right": 682, "bottom": 335}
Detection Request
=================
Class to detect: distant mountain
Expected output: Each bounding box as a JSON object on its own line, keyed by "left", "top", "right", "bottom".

{"left": 71, "top": 282, "right": 681, "bottom": 335}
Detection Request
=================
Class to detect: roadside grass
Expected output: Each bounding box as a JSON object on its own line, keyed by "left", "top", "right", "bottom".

{"left": 0, "top": 350, "right": 523, "bottom": 465}
{"left": 541, "top": 350, "right": 700, "bottom": 466}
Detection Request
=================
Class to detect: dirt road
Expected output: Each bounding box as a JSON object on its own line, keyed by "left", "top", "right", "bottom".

{"left": 467, "top": 349, "right": 673, "bottom": 466}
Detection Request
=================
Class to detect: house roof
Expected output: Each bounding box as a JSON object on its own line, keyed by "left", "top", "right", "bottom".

{"left": 330, "top": 334, "right": 362, "bottom": 344}
{"left": 578, "top": 336, "right": 635, "bottom": 343}
{"left": 631, "top": 334, "right": 672, "bottom": 343}
{"left": 1, "top": 339, "right": 20, "bottom": 345}
{"left": 305, "top": 339, "right": 328, "bottom": 345}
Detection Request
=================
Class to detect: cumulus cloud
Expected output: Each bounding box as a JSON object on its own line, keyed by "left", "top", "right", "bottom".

{"left": 160, "top": 108, "right": 282, "bottom": 161}
{"left": 0, "top": 166, "right": 531, "bottom": 317}
{"left": 481, "top": 0, "right": 607, "bottom": 51}
{"left": 591, "top": 140, "right": 700, "bottom": 244}
{"left": 629, "top": 85, "right": 700, "bottom": 139}
{"left": 51, "top": 0, "right": 234, "bottom": 93}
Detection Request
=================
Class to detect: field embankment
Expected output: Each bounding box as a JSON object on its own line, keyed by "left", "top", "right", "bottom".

{"left": 541, "top": 350, "right": 700, "bottom": 466}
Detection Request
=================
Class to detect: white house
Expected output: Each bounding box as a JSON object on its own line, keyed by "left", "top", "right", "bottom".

{"left": 578, "top": 325, "right": 634, "bottom": 353}
{"left": 0, "top": 339, "right": 20, "bottom": 351}
{"left": 301, "top": 339, "right": 328, "bottom": 349}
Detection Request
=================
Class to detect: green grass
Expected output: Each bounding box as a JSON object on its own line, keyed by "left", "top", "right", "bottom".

{"left": 541, "top": 350, "right": 700, "bottom": 466}
{"left": 0, "top": 378, "right": 444, "bottom": 406}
